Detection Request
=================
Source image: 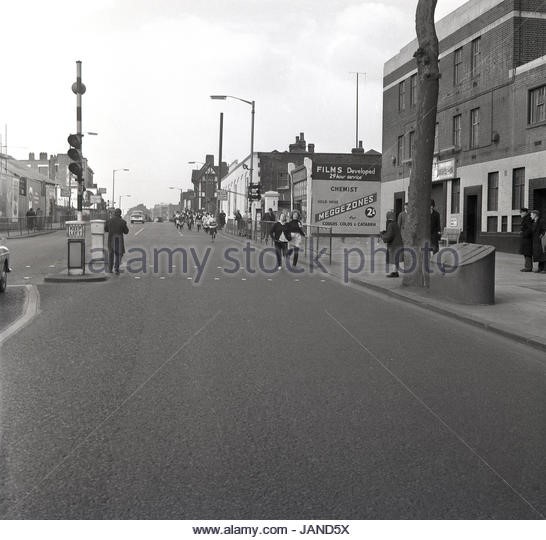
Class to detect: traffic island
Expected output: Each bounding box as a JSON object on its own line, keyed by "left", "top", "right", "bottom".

{"left": 44, "top": 265, "right": 110, "bottom": 283}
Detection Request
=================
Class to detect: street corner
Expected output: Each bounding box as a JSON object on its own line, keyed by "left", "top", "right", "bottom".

{"left": 0, "top": 285, "right": 28, "bottom": 335}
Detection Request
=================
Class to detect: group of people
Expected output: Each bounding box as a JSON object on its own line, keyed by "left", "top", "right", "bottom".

{"left": 268, "top": 209, "right": 306, "bottom": 269}
{"left": 173, "top": 210, "right": 227, "bottom": 240}
{"left": 25, "top": 207, "right": 43, "bottom": 231}
{"left": 380, "top": 200, "right": 442, "bottom": 278}
{"left": 519, "top": 208, "right": 546, "bottom": 273}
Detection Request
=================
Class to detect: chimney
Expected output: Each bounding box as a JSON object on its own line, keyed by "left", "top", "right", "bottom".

{"left": 308, "top": 143, "right": 315, "bottom": 153}
{"left": 351, "top": 140, "right": 365, "bottom": 154}
{"left": 39, "top": 152, "right": 47, "bottom": 160}
{"left": 205, "top": 154, "right": 214, "bottom": 165}
{"left": 299, "top": 132, "right": 306, "bottom": 150}
{"left": 29, "top": 152, "right": 35, "bottom": 160}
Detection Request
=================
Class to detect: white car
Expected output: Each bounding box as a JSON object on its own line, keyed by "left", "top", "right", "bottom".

{"left": 130, "top": 212, "right": 145, "bottom": 224}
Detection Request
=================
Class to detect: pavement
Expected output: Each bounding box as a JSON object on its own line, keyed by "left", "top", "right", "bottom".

{"left": 226, "top": 233, "right": 546, "bottom": 352}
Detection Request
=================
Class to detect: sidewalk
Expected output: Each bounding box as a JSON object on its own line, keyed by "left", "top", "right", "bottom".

{"left": 310, "top": 237, "right": 546, "bottom": 352}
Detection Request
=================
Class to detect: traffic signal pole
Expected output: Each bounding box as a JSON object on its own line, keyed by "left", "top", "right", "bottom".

{"left": 72, "top": 60, "right": 86, "bottom": 220}
{"left": 218, "top": 112, "right": 223, "bottom": 216}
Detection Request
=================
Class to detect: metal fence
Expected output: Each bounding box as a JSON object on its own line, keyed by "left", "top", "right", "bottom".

{"left": 0, "top": 216, "right": 68, "bottom": 237}
{"left": 224, "top": 218, "right": 332, "bottom": 265}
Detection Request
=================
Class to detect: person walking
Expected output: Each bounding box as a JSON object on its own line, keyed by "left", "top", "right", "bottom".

{"left": 234, "top": 210, "right": 243, "bottom": 236}
{"left": 397, "top": 202, "right": 408, "bottom": 235}
{"left": 261, "top": 207, "right": 275, "bottom": 242}
{"left": 26, "top": 207, "right": 36, "bottom": 231}
{"left": 286, "top": 210, "right": 306, "bottom": 268}
{"left": 519, "top": 208, "right": 533, "bottom": 272}
{"left": 105, "top": 208, "right": 129, "bottom": 274}
{"left": 218, "top": 210, "right": 226, "bottom": 230}
{"left": 270, "top": 213, "right": 291, "bottom": 270}
{"left": 380, "top": 210, "right": 403, "bottom": 277}
{"left": 430, "top": 199, "right": 441, "bottom": 254}
{"left": 530, "top": 209, "right": 546, "bottom": 273}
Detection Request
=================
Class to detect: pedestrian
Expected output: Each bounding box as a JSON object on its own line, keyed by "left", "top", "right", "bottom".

{"left": 218, "top": 210, "right": 226, "bottom": 229}
{"left": 105, "top": 208, "right": 129, "bottom": 274}
{"left": 261, "top": 207, "right": 276, "bottom": 242}
{"left": 380, "top": 210, "right": 403, "bottom": 277}
{"left": 270, "top": 212, "right": 291, "bottom": 270}
{"left": 26, "top": 207, "right": 36, "bottom": 231}
{"left": 286, "top": 210, "right": 306, "bottom": 267}
{"left": 397, "top": 202, "right": 408, "bottom": 234}
{"left": 430, "top": 199, "right": 441, "bottom": 254}
{"left": 235, "top": 210, "right": 243, "bottom": 236}
{"left": 530, "top": 209, "right": 546, "bottom": 273}
{"left": 519, "top": 208, "right": 533, "bottom": 272}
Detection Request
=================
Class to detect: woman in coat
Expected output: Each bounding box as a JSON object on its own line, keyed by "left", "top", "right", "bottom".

{"left": 530, "top": 209, "right": 546, "bottom": 273}
{"left": 286, "top": 210, "right": 306, "bottom": 268}
{"left": 270, "top": 213, "right": 291, "bottom": 270}
{"left": 519, "top": 208, "right": 533, "bottom": 272}
{"left": 380, "top": 210, "right": 403, "bottom": 277}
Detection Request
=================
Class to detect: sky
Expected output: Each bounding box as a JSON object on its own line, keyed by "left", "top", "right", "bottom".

{"left": 0, "top": 0, "right": 469, "bottom": 209}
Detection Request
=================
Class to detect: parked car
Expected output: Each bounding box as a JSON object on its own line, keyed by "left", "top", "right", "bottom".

{"left": 154, "top": 217, "right": 164, "bottom": 223}
{"left": 0, "top": 244, "right": 10, "bottom": 293}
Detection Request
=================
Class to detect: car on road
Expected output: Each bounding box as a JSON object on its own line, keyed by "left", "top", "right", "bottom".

{"left": 130, "top": 212, "right": 145, "bottom": 224}
{"left": 0, "top": 244, "right": 10, "bottom": 293}
{"left": 154, "top": 217, "right": 164, "bottom": 223}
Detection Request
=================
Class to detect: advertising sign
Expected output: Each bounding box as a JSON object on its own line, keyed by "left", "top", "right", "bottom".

{"left": 61, "top": 188, "right": 71, "bottom": 197}
{"left": 432, "top": 158, "right": 456, "bottom": 182}
{"left": 66, "top": 222, "right": 86, "bottom": 239}
{"left": 90, "top": 195, "right": 102, "bottom": 204}
{"left": 217, "top": 189, "right": 228, "bottom": 201}
{"left": 311, "top": 162, "right": 381, "bottom": 235}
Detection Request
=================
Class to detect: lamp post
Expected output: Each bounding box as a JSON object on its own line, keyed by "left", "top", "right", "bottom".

{"left": 118, "top": 194, "right": 131, "bottom": 213}
{"left": 169, "top": 186, "right": 185, "bottom": 209}
{"left": 112, "top": 168, "right": 129, "bottom": 209}
{"left": 210, "top": 95, "right": 255, "bottom": 213}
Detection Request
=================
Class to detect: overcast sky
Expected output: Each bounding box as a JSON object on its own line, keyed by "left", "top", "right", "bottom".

{"left": 0, "top": 0, "right": 469, "bottom": 208}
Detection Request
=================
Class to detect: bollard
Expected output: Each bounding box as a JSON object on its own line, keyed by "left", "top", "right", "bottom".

{"left": 90, "top": 219, "right": 106, "bottom": 262}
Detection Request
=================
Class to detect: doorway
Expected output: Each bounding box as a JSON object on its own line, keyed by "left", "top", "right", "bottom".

{"left": 463, "top": 186, "right": 482, "bottom": 244}
{"left": 394, "top": 191, "right": 405, "bottom": 221}
{"left": 533, "top": 188, "right": 546, "bottom": 218}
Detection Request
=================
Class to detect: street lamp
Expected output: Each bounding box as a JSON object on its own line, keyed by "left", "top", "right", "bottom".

{"left": 118, "top": 194, "right": 131, "bottom": 212}
{"left": 210, "top": 95, "right": 255, "bottom": 212}
{"left": 169, "top": 186, "right": 185, "bottom": 209}
{"left": 112, "top": 168, "right": 129, "bottom": 208}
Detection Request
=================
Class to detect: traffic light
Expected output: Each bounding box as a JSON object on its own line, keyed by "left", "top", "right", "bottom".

{"left": 249, "top": 183, "right": 261, "bottom": 201}
{"left": 67, "top": 133, "right": 83, "bottom": 178}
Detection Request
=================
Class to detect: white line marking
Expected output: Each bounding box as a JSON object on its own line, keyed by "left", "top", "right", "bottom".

{"left": 160, "top": 277, "right": 166, "bottom": 280}
{"left": 134, "top": 276, "right": 141, "bottom": 279}
{"left": 25, "top": 265, "right": 31, "bottom": 268}
{"left": 324, "top": 309, "right": 545, "bottom": 520}
{"left": 134, "top": 227, "right": 145, "bottom": 236}
{"left": 23, "top": 277, "right": 30, "bottom": 280}
{"left": 48, "top": 265, "right": 56, "bottom": 268}
{"left": 241, "top": 278, "right": 247, "bottom": 281}
{"left": 214, "top": 277, "right": 220, "bottom": 280}
{"left": 0, "top": 285, "right": 41, "bottom": 345}
{"left": 187, "top": 277, "right": 192, "bottom": 280}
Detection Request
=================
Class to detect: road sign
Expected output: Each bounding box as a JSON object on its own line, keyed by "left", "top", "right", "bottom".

{"left": 217, "top": 189, "right": 228, "bottom": 201}
{"left": 98, "top": 187, "right": 107, "bottom": 194}
{"left": 90, "top": 195, "right": 102, "bottom": 204}
{"left": 60, "top": 188, "right": 71, "bottom": 197}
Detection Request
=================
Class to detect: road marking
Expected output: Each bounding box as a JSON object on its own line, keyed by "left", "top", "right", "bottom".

{"left": 2, "top": 310, "right": 222, "bottom": 518}
{"left": 325, "top": 309, "right": 546, "bottom": 520}
{"left": 160, "top": 277, "right": 166, "bottom": 280}
{"left": 214, "top": 277, "right": 220, "bottom": 280}
{"left": 134, "top": 228, "right": 145, "bottom": 236}
{"left": 294, "top": 279, "right": 300, "bottom": 282}
{"left": 48, "top": 265, "right": 56, "bottom": 268}
{"left": 0, "top": 285, "right": 41, "bottom": 345}
{"left": 25, "top": 265, "right": 31, "bottom": 268}
{"left": 267, "top": 278, "right": 273, "bottom": 281}
{"left": 24, "top": 277, "right": 31, "bottom": 280}
{"left": 134, "top": 276, "right": 141, "bottom": 279}
{"left": 241, "top": 278, "right": 247, "bottom": 281}
{"left": 187, "top": 277, "right": 192, "bottom": 280}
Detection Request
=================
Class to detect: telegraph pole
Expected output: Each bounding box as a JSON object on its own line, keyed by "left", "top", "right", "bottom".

{"left": 350, "top": 72, "right": 366, "bottom": 148}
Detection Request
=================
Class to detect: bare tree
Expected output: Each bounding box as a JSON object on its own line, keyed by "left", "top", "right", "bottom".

{"left": 402, "top": 0, "right": 440, "bottom": 288}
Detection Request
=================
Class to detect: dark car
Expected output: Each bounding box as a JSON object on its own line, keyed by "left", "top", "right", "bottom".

{"left": 0, "top": 244, "right": 11, "bottom": 293}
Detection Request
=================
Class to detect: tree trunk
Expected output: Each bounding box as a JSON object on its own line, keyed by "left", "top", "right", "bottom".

{"left": 402, "top": 0, "right": 440, "bottom": 288}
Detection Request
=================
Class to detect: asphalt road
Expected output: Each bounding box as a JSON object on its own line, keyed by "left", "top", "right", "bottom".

{"left": 0, "top": 222, "right": 544, "bottom": 519}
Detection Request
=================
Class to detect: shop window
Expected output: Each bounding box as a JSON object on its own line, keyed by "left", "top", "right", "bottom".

{"left": 487, "top": 216, "right": 498, "bottom": 232}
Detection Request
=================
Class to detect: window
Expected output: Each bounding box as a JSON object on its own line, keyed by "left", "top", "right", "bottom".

{"left": 452, "top": 114, "right": 462, "bottom": 147}
{"left": 408, "top": 131, "right": 415, "bottom": 159}
{"left": 512, "top": 215, "right": 522, "bottom": 231}
{"left": 487, "top": 216, "right": 498, "bottom": 232}
{"left": 501, "top": 216, "right": 508, "bottom": 232}
{"left": 487, "top": 172, "right": 499, "bottom": 211}
{"left": 512, "top": 168, "right": 525, "bottom": 210}
{"left": 434, "top": 122, "right": 439, "bottom": 154}
{"left": 451, "top": 179, "right": 460, "bottom": 213}
{"left": 397, "top": 135, "right": 404, "bottom": 164}
{"left": 410, "top": 74, "right": 417, "bottom": 107}
{"left": 398, "top": 81, "right": 406, "bottom": 111}
{"left": 529, "top": 85, "right": 546, "bottom": 125}
{"left": 470, "top": 108, "right": 480, "bottom": 149}
{"left": 471, "top": 37, "right": 481, "bottom": 77}
{"left": 453, "top": 47, "right": 463, "bottom": 85}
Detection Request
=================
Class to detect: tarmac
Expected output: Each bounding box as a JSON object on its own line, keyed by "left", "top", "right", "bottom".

{"left": 305, "top": 237, "right": 546, "bottom": 352}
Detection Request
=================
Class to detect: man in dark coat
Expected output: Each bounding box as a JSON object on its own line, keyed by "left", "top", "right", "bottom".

{"left": 105, "top": 208, "right": 129, "bottom": 274}
{"left": 430, "top": 199, "right": 441, "bottom": 253}
{"left": 530, "top": 209, "right": 546, "bottom": 273}
{"left": 381, "top": 210, "right": 403, "bottom": 277}
{"left": 519, "top": 208, "right": 533, "bottom": 272}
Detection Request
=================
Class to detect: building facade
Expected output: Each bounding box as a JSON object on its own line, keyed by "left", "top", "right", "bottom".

{"left": 382, "top": 0, "right": 546, "bottom": 252}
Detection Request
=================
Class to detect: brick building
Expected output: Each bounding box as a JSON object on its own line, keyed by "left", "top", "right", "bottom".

{"left": 382, "top": 0, "right": 546, "bottom": 252}
{"left": 219, "top": 132, "right": 381, "bottom": 223}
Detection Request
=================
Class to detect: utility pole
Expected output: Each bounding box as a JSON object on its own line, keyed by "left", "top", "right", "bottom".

{"left": 350, "top": 72, "right": 366, "bottom": 148}
{"left": 218, "top": 112, "right": 223, "bottom": 216}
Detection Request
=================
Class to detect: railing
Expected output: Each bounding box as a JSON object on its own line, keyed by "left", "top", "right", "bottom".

{"left": 224, "top": 218, "right": 333, "bottom": 265}
{"left": 0, "top": 216, "right": 68, "bottom": 237}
